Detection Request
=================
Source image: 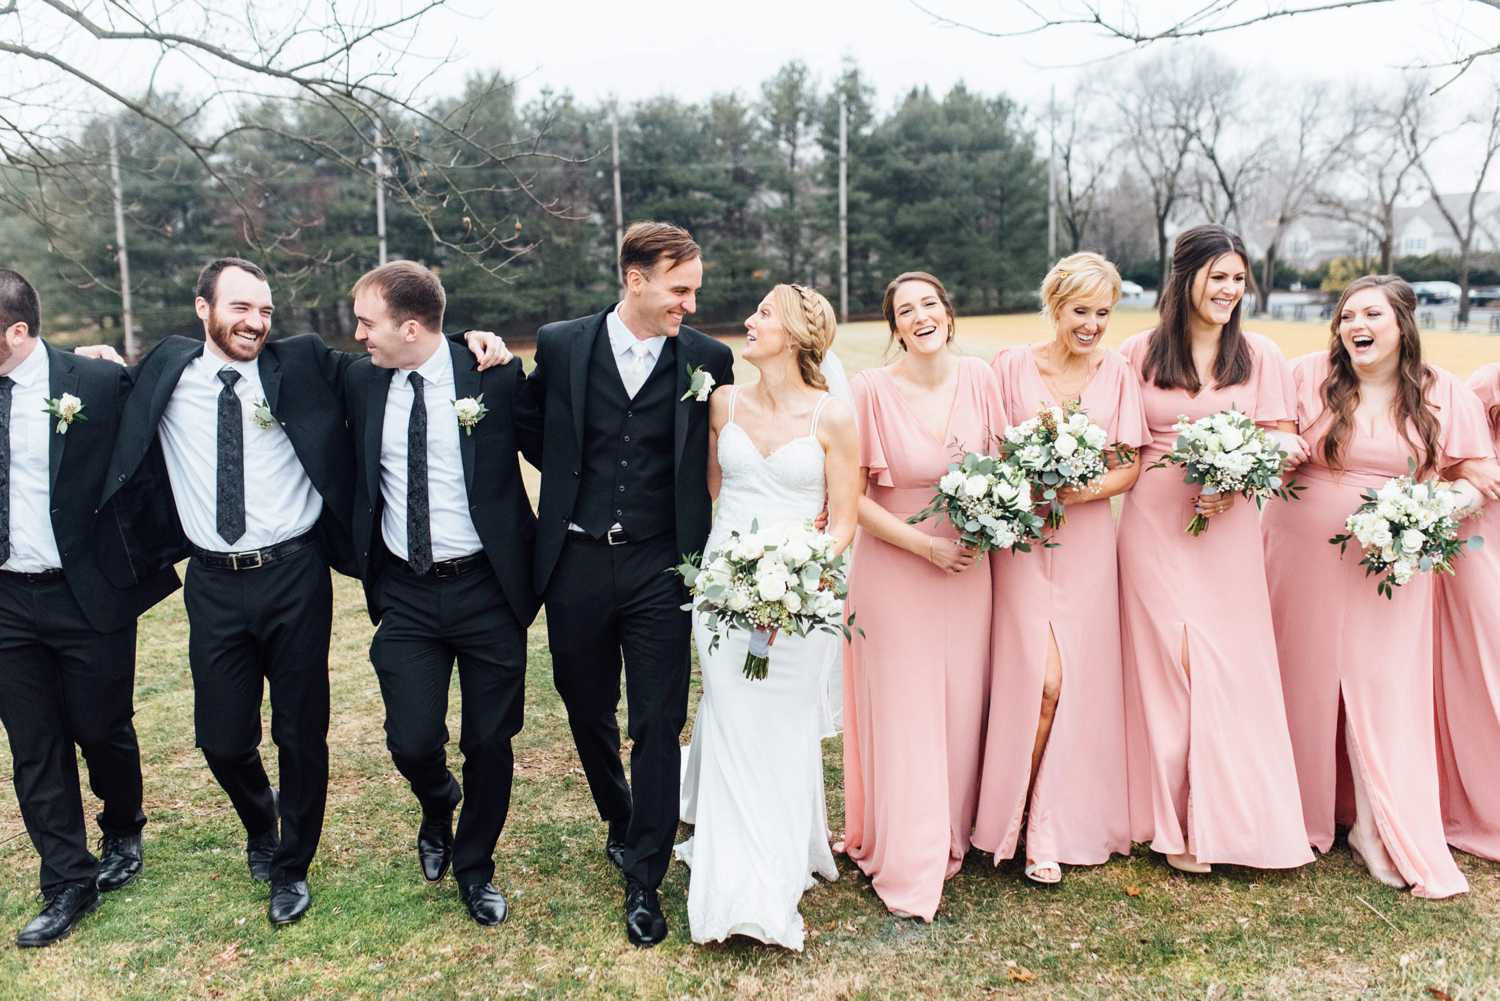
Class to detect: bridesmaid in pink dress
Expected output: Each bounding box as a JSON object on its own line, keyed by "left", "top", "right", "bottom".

{"left": 1265, "top": 275, "right": 1491, "bottom": 899}
{"left": 972, "top": 253, "right": 1149, "bottom": 884}
{"left": 1116, "top": 224, "right": 1314, "bottom": 875}
{"left": 843, "top": 271, "right": 1006, "bottom": 920}
{"left": 1435, "top": 363, "right": 1500, "bottom": 861}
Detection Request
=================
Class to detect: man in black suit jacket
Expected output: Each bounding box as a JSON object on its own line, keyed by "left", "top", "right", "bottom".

{"left": 99, "top": 257, "right": 505, "bottom": 927}
{"left": 343, "top": 261, "right": 539, "bottom": 926}
{"left": 0, "top": 270, "right": 179, "bottom": 947}
{"left": 518, "top": 222, "right": 734, "bottom": 946}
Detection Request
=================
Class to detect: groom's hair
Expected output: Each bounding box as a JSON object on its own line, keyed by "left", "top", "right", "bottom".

{"left": 352, "top": 260, "right": 446, "bottom": 332}
{"left": 0, "top": 269, "right": 40, "bottom": 338}
{"left": 619, "top": 222, "right": 700, "bottom": 280}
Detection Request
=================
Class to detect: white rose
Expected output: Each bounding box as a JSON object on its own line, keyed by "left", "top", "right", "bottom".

{"left": 1066, "top": 412, "right": 1091, "bottom": 433}
{"left": 1083, "top": 425, "right": 1108, "bottom": 449}
{"left": 694, "top": 372, "right": 716, "bottom": 402}
{"left": 1392, "top": 560, "right": 1416, "bottom": 585}
{"left": 57, "top": 393, "right": 83, "bottom": 420}
{"left": 963, "top": 474, "right": 990, "bottom": 499}
{"left": 755, "top": 573, "right": 788, "bottom": 601}
{"left": 781, "top": 539, "right": 813, "bottom": 565}
{"left": 939, "top": 470, "right": 966, "bottom": 495}
{"left": 1053, "top": 433, "right": 1078, "bottom": 458}
{"left": 781, "top": 591, "right": 803, "bottom": 614}
{"left": 725, "top": 587, "right": 752, "bottom": 612}
{"left": 733, "top": 535, "right": 765, "bottom": 561}
{"left": 1018, "top": 444, "right": 1045, "bottom": 468}
{"left": 992, "top": 523, "right": 1017, "bottom": 550}
{"left": 1400, "top": 528, "right": 1426, "bottom": 554}
{"left": 453, "top": 398, "right": 482, "bottom": 421}
{"left": 993, "top": 477, "right": 1019, "bottom": 502}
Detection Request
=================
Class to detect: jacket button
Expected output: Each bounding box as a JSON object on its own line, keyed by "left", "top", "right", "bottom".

{"left": 623, "top": 434, "right": 631, "bottom": 442}
{"left": 572, "top": 469, "right": 579, "bottom": 477}
{"left": 117, "top": 474, "right": 126, "bottom": 482}
{"left": 619, "top": 459, "right": 628, "bottom": 468}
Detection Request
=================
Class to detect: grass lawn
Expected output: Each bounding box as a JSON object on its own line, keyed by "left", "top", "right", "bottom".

{"left": 3, "top": 311, "right": 1500, "bottom": 1000}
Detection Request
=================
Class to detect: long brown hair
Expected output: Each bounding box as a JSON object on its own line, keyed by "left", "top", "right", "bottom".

{"left": 1143, "top": 224, "right": 1254, "bottom": 392}
{"left": 881, "top": 271, "right": 956, "bottom": 353}
{"left": 1319, "top": 275, "right": 1442, "bottom": 478}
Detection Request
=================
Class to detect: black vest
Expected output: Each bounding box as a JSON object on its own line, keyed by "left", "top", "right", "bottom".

{"left": 572, "top": 328, "right": 677, "bottom": 540}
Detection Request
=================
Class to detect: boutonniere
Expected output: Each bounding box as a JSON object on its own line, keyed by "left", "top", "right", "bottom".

{"left": 251, "top": 398, "right": 275, "bottom": 431}
{"left": 681, "top": 364, "right": 715, "bottom": 403}
{"left": 42, "top": 393, "right": 86, "bottom": 434}
{"left": 453, "top": 395, "right": 488, "bottom": 436}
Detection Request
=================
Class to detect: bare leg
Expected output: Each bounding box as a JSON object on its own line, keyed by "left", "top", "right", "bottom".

{"left": 1024, "top": 628, "right": 1064, "bottom": 884}
{"left": 1166, "top": 629, "right": 1211, "bottom": 874}
{"left": 1344, "top": 723, "right": 1405, "bottom": 888}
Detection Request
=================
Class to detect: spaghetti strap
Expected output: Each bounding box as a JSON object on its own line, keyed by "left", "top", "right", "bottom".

{"left": 727, "top": 385, "right": 739, "bottom": 424}
{"left": 809, "top": 392, "right": 831, "bottom": 437}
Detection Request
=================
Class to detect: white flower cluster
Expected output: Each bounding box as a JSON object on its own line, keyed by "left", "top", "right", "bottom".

{"left": 1000, "top": 404, "right": 1114, "bottom": 526}
{"left": 679, "top": 520, "right": 850, "bottom": 678}
{"left": 913, "top": 451, "right": 1047, "bottom": 554}
{"left": 1335, "top": 473, "right": 1478, "bottom": 596}
{"left": 1152, "top": 407, "right": 1300, "bottom": 535}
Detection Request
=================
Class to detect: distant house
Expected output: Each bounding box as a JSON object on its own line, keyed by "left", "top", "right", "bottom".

{"left": 1393, "top": 193, "right": 1500, "bottom": 256}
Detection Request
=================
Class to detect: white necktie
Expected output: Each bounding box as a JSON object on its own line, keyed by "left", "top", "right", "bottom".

{"left": 624, "top": 343, "right": 652, "bottom": 398}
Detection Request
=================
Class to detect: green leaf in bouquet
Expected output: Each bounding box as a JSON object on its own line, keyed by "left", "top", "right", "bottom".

{"left": 1468, "top": 535, "right": 1485, "bottom": 550}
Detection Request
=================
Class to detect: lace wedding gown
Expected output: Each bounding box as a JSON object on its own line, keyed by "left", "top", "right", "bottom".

{"left": 675, "top": 389, "right": 840, "bottom": 949}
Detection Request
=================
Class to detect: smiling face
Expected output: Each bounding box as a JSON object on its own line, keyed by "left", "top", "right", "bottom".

{"left": 1053, "top": 292, "right": 1113, "bottom": 357}
{"left": 1189, "top": 252, "right": 1248, "bottom": 329}
{"left": 623, "top": 255, "right": 702, "bottom": 339}
{"left": 1337, "top": 286, "right": 1403, "bottom": 374}
{"left": 890, "top": 280, "right": 952, "bottom": 356}
{"left": 352, "top": 287, "right": 420, "bottom": 369}
{"left": 742, "top": 292, "right": 790, "bottom": 363}
{"left": 197, "top": 266, "right": 273, "bottom": 362}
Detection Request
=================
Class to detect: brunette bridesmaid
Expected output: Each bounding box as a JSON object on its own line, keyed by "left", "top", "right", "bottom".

{"left": 972, "top": 253, "right": 1148, "bottom": 884}
{"left": 842, "top": 271, "right": 1006, "bottom": 920}
{"left": 1435, "top": 363, "right": 1500, "bottom": 862}
{"left": 1116, "top": 224, "right": 1314, "bottom": 874}
{"left": 1264, "top": 275, "right": 1492, "bottom": 898}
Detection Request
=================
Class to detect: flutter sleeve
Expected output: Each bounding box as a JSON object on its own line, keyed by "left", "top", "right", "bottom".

{"left": 1435, "top": 366, "right": 1496, "bottom": 467}
{"left": 852, "top": 370, "right": 894, "bottom": 487}
{"left": 1248, "top": 332, "right": 1297, "bottom": 424}
{"left": 1102, "top": 349, "right": 1151, "bottom": 449}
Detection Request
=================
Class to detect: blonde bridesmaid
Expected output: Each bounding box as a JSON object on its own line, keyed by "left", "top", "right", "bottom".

{"left": 1435, "top": 363, "right": 1500, "bottom": 862}
{"left": 1265, "top": 275, "right": 1492, "bottom": 898}
{"left": 1116, "top": 224, "right": 1314, "bottom": 874}
{"left": 972, "top": 253, "right": 1148, "bottom": 884}
{"left": 843, "top": 271, "right": 1006, "bottom": 920}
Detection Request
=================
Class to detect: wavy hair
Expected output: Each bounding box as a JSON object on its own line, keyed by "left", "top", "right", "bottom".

{"left": 766, "top": 283, "right": 836, "bottom": 391}
{"left": 1319, "top": 275, "right": 1441, "bottom": 479}
{"left": 1040, "top": 252, "right": 1121, "bottom": 322}
{"left": 1143, "top": 224, "right": 1254, "bottom": 392}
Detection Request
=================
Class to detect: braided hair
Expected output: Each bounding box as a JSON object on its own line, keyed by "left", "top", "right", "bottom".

{"left": 768, "top": 283, "right": 837, "bottom": 391}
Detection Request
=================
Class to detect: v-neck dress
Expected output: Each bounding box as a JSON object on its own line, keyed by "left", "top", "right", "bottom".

{"left": 1264, "top": 352, "right": 1491, "bottom": 898}
{"left": 1116, "top": 331, "right": 1313, "bottom": 869}
{"left": 972, "top": 346, "right": 1149, "bottom": 866}
{"left": 842, "top": 356, "right": 1007, "bottom": 920}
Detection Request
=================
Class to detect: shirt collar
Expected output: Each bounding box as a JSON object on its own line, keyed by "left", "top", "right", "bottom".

{"left": 397, "top": 337, "right": 451, "bottom": 388}
{"left": 607, "top": 306, "right": 666, "bottom": 361}
{"left": 5, "top": 338, "right": 48, "bottom": 389}
{"left": 202, "top": 343, "right": 260, "bottom": 383}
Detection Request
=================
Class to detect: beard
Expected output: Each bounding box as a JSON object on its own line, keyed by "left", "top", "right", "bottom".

{"left": 205, "top": 311, "right": 267, "bottom": 361}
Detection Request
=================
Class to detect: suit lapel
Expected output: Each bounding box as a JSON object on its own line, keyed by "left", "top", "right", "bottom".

{"left": 449, "top": 340, "right": 481, "bottom": 495}
{"left": 365, "top": 367, "right": 394, "bottom": 510}
{"left": 570, "top": 312, "right": 606, "bottom": 452}
{"left": 45, "top": 343, "right": 79, "bottom": 493}
{"left": 673, "top": 333, "right": 694, "bottom": 477}
{"left": 257, "top": 348, "right": 283, "bottom": 418}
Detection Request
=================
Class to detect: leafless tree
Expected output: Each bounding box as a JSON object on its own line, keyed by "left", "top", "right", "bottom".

{"left": 1184, "top": 60, "right": 1273, "bottom": 235}
{"left": 1051, "top": 85, "right": 1119, "bottom": 252}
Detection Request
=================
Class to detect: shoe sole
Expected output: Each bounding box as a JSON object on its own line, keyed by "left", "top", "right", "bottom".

{"left": 269, "top": 907, "right": 310, "bottom": 927}
{"left": 16, "top": 894, "right": 101, "bottom": 948}
{"left": 97, "top": 868, "right": 141, "bottom": 893}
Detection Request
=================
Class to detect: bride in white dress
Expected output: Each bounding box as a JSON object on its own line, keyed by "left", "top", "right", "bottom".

{"left": 674, "top": 284, "right": 861, "bottom": 950}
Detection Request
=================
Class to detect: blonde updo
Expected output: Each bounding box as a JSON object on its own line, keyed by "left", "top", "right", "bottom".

{"left": 767, "top": 283, "right": 836, "bottom": 391}
{"left": 1040, "top": 252, "right": 1122, "bottom": 322}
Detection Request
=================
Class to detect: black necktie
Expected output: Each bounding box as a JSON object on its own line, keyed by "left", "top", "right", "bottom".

{"left": 216, "top": 367, "right": 246, "bottom": 545}
{"left": 0, "top": 375, "right": 13, "bottom": 565}
{"left": 406, "top": 371, "right": 433, "bottom": 575}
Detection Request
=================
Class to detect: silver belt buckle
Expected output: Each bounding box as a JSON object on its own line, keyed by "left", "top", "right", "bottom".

{"left": 606, "top": 526, "right": 628, "bottom": 546}
{"left": 230, "top": 550, "right": 264, "bottom": 571}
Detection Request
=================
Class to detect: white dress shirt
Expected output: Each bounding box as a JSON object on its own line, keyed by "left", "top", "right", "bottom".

{"left": 379, "top": 339, "right": 483, "bottom": 562}
{"left": 607, "top": 306, "right": 665, "bottom": 398}
{"left": 157, "top": 345, "right": 322, "bottom": 551}
{"left": 2, "top": 342, "right": 62, "bottom": 571}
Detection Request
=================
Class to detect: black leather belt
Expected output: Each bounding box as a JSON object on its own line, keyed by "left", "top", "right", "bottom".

{"left": 192, "top": 531, "right": 316, "bottom": 572}
{"left": 569, "top": 526, "right": 634, "bottom": 546}
{"left": 0, "top": 568, "right": 65, "bottom": 583}
{"left": 412, "top": 552, "right": 487, "bottom": 579}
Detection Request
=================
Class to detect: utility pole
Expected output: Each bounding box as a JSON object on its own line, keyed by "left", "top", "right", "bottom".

{"left": 1046, "top": 85, "right": 1058, "bottom": 262}
{"left": 838, "top": 92, "right": 849, "bottom": 323}
{"left": 611, "top": 113, "right": 625, "bottom": 287}
{"left": 107, "top": 122, "right": 136, "bottom": 362}
{"left": 373, "top": 131, "right": 388, "bottom": 265}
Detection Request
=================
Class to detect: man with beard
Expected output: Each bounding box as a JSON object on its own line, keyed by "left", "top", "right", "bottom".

{"left": 0, "top": 269, "right": 178, "bottom": 947}
{"left": 99, "top": 257, "right": 506, "bottom": 926}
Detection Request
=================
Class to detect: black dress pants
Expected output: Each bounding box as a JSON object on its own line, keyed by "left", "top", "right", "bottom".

{"left": 544, "top": 532, "right": 691, "bottom": 889}
{"left": 0, "top": 572, "right": 145, "bottom": 897}
{"left": 369, "top": 559, "right": 526, "bottom": 890}
{"left": 183, "top": 546, "right": 331, "bottom": 883}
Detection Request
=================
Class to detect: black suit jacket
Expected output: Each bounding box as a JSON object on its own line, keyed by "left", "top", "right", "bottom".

{"left": 33, "top": 343, "right": 180, "bottom": 633}
{"left": 101, "top": 333, "right": 362, "bottom": 578}
{"left": 343, "top": 341, "right": 540, "bottom": 627}
{"left": 517, "top": 311, "right": 735, "bottom": 596}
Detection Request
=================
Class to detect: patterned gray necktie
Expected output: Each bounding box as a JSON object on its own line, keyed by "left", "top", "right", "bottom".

{"left": 0, "top": 376, "right": 12, "bottom": 564}
{"left": 406, "top": 371, "right": 433, "bottom": 575}
{"left": 216, "top": 367, "right": 246, "bottom": 545}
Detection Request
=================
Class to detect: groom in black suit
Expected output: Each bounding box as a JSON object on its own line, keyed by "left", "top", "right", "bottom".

{"left": 0, "top": 270, "right": 179, "bottom": 947}
{"left": 519, "top": 222, "right": 734, "bottom": 946}
{"left": 343, "top": 261, "right": 540, "bottom": 926}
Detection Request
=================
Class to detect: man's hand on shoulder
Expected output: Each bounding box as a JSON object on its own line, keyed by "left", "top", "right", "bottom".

{"left": 464, "top": 330, "right": 513, "bottom": 370}
{"left": 74, "top": 344, "right": 127, "bottom": 366}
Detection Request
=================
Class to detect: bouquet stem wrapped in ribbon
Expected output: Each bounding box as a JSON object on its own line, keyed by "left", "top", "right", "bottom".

{"left": 1149, "top": 407, "right": 1303, "bottom": 535}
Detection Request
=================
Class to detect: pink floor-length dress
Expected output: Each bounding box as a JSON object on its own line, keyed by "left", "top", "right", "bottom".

{"left": 1435, "top": 363, "right": 1500, "bottom": 861}
{"left": 843, "top": 356, "right": 1006, "bottom": 921}
{"left": 971, "top": 346, "right": 1149, "bottom": 866}
{"left": 1263, "top": 352, "right": 1491, "bottom": 899}
{"left": 1116, "top": 331, "right": 1313, "bottom": 869}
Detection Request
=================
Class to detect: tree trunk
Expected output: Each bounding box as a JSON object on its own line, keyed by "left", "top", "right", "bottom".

{"left": 1259, "top": 241, "right": 1278, "bottom": 315}
{"left": 1458, "top": 241, "right": 1473, "bottom": 324}
{"left": 1156, "top": 219, "right": 1170, "bottom": 297}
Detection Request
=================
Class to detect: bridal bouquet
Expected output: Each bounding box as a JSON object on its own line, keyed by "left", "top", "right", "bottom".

{"left": 1150, "top": 408, "right": 1302, "bottom": 535}
{"left": 677, "top": 520, "right": 851, "bottom": 680}
{"left": 908, "top": 450, "right": 1048, "bottom": 554}
{"left": 1330, "top": 468, "right": 1483, "bottom": 599}
{"left": 999, "top": 402, "right": 1134, "bottom": 529}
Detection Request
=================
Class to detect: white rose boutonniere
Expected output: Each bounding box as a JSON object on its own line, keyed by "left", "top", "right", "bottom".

{"left": 453, "top": 394, "right": 488, "bottom": 436}
{"left": 43, "top": 393, "right": 86, "bottom": 434}
{"left": 681, "top": 364, "right": 715, "bottom": 403}
{"left": 252, "top": 398, "right": 275, "bottom": 431}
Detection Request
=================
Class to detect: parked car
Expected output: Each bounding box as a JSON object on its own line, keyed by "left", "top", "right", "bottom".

{"left": 1469, "top": 286, "right": 1500, "bottom": 307}
{"left": 1411, "top": 281, "right": 1462, "bottom": 304}
{"left": 1119, "top": 280, "right": 1145, "bottom": 297}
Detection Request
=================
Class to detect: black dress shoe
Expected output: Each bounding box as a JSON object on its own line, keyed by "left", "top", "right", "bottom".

{"left": 246, "top": 829, "right": 279, "bottom": 883}
{"left": 624, "top": 880, "right": 667, "bottom": 947}
{"left": 16, "top": 884, "right": 100, "bottom": 948}
{"left": 96, "top": 832, "right": 143, "bottom": 892}
{"left": 268, "top": 880, "right": 311, "bottom": 926}
{"left": 417, "top": 812, "right": 454, "bottom": 883}
{"left": 605, "top": 818, "right": 629, "bottom": 874}
{"left": 458, "top": 881, "right": 508, "bottom": 926}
